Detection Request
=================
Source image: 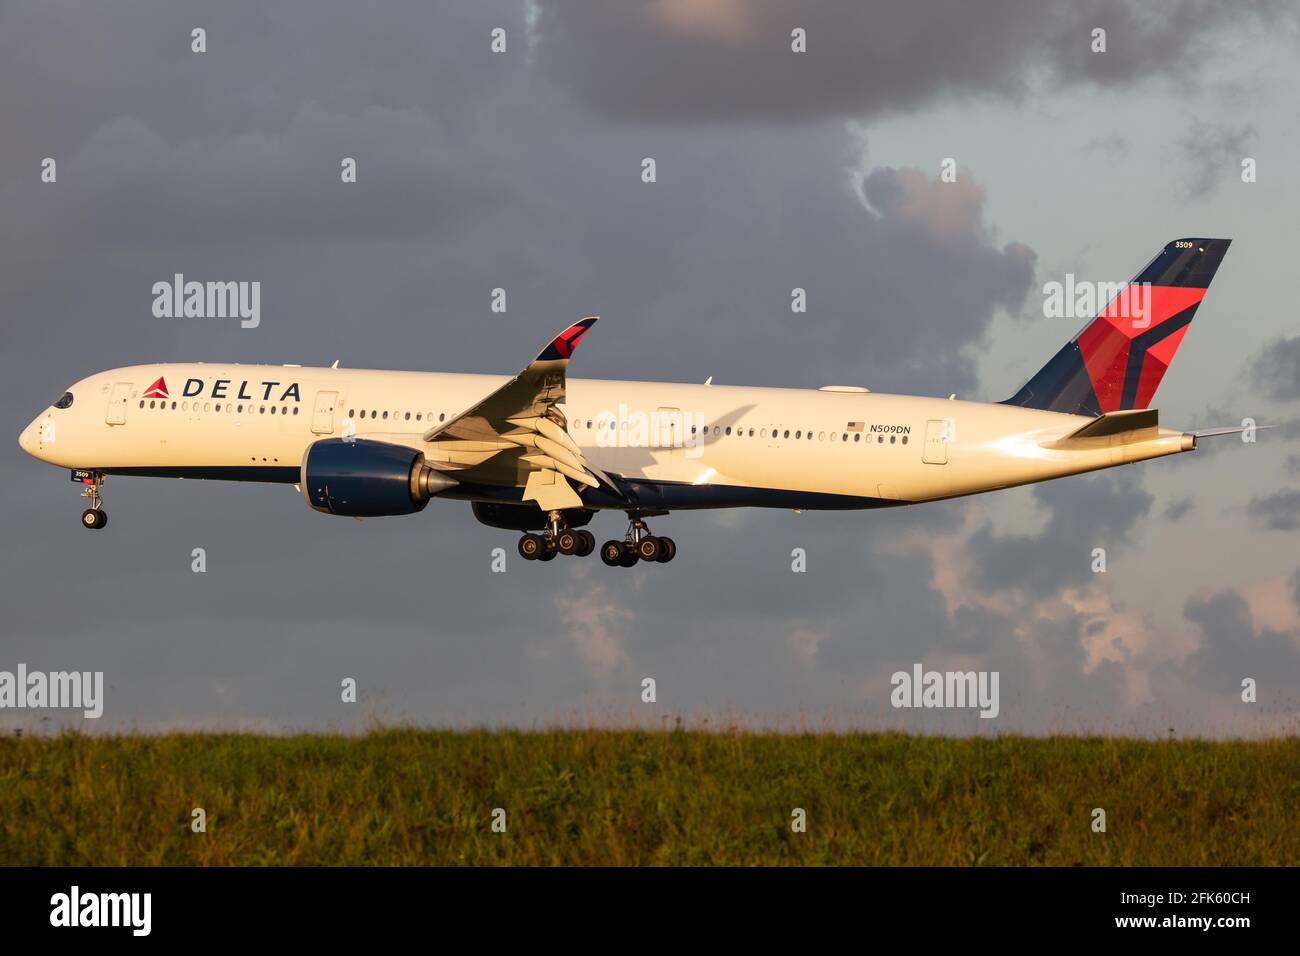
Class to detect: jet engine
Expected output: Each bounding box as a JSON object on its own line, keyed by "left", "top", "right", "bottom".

{"left": 301, "top": 438, "right": 457, "bottom": 517}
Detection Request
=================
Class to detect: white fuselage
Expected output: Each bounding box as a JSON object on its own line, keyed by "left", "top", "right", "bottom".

{"left": 19, "top": 363, "right": 1195, "bottom": 511}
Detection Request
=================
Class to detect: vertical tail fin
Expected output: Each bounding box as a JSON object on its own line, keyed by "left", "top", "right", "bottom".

{"left": 1003, "top": 238, "right": 1230, "bottom": 416}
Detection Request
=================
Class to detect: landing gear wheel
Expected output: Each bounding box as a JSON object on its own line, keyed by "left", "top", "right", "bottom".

{"left": 556, "top": 530, "right": 580, "bottom": 555}
{"left": 537, "top": 546, "right": 557, "bottom": 561}
{"left": 575, "top": 530, "right": 596, "bottom": 557}
{"left": 656, "top": 536, "right": 676, "bottom": 562}
{"left": 518, "top": 533, "right": 545, "bottom": 560}
{"left": 637, "top": 536, "right": 662, "bottom": 563}
{"left": 618, "top": 545, "right": 639, "bottom": 568}
{"left": 77, "top": 472, "right": 108, "bottom": 529}
{"left": 600, "top": 540, "right": 624, "bottom": 566}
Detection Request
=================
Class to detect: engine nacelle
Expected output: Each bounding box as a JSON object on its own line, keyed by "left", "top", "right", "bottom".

{"left": 302, "top": 438, "right": 457, "bottom": 517}
{"left": 471, "top": 501, "right": 594, "bottom": 531}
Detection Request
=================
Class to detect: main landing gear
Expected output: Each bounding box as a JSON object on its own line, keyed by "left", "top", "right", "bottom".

{"left": 517, "top": 510, "right": 595, "bottom": 562}
{"left": 599, "top": 513, "right": 676, "bottom": 568}
{"left": 516, "top": 511, "right": 677, "bottom": 567}
{"left": 78, "top": 472, "right": 108, "bottom": 530}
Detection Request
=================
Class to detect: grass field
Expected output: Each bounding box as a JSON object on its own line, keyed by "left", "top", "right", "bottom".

{"left": 1, "top": 729, "right": 1297, "bottom": 865}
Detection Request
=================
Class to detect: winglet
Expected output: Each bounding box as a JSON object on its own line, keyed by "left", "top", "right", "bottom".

{"left": 534, "top": 316, "right": 598, "bottom": 363}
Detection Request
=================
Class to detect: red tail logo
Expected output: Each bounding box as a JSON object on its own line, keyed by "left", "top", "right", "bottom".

{"left": 142, "top": 377, "right": 169, "bottom": 399}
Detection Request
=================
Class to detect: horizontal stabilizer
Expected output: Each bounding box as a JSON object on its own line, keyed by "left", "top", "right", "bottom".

{"left": 1064, "top": 408, "right": 1158, "bottom": 440}
{"left": 1042, "top": 408, "right": 1159, "bottom": 449}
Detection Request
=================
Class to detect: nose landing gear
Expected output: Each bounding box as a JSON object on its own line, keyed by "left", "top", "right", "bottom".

{"left": 599, "top": 513, "right": 675, "bottom": 568}
{"left": 77, "top": 472, "right": 108, "bottom": 530}
{"left": 517, "top": 510, "right": 595, "bottom": 561}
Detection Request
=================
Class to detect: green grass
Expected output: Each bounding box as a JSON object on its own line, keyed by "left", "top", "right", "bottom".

{"left": 1, "top": 729, "right": 1297, "bottom": 865}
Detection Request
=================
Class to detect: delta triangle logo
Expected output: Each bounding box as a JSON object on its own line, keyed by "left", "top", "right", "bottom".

{"left": 142, "top": 377, "right": 169, "bottom": 399}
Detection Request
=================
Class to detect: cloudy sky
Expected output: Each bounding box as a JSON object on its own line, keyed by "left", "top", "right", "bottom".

{"left": 1, "top": 0, "right": 1297, "bottom": 736}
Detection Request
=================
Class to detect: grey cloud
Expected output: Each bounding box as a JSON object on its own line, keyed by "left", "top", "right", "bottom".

{"left": 1249, "top": 334, "right": 1300, "bottom": 402}
{"left": 1, "top": 106, "right": 518, "bottom": 270}
{"left": 1247, "top": 488, "right": 1300, "bottom": 530}
{"left": 1164, "top": 497, "right": 1194, "bottom": 521}
{"left": 1181, "top": 120, "right": 1257, "bottom": 198}
{"left": 1183, "top": 587, "right": 1300, "bottom": 692}
{"left": 535, "top": 0, "right": 1291, "bottom": 124}
{"left": 0, "top": 1, "right": 525, "bottom": 178}
{"left": 965, "top": 469, "right": 1154, "bottom": 595}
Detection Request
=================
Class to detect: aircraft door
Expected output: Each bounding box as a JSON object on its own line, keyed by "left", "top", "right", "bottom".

{"left": 654, "top": 407, "right": 683, "bottom": 460}
{"left": 923, "top": 418, "right": 952, "bottom": 465}
{"left": 311, "top": 391, "right": 339, "bottom": 435}
{"left": 106, "top": 382, "right": 133, "bottom": 425}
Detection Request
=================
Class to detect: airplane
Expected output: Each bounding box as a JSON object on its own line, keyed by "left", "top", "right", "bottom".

{"left": 19, "top": 238, "right": 1248, "bottom": 567}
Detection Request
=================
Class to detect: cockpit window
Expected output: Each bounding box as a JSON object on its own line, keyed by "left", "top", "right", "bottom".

{"left": 53, "top": 392, "right": 74, "bottom": 409}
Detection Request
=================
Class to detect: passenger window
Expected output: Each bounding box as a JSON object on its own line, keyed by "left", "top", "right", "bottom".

{"left": 405, "top": 412, "right": 411, "bottom": 420}
{"left": 901, "top": 435, "right": 907, "bottom": 444}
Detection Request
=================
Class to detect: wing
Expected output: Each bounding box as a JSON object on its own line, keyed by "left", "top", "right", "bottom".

{"left": 420, "top": 317, "right": 619, "bottom": 511}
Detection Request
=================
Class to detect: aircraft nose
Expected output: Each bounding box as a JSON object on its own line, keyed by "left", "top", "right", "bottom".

{"left": 18, "top": 419, "right": 41, "bottom": 457}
